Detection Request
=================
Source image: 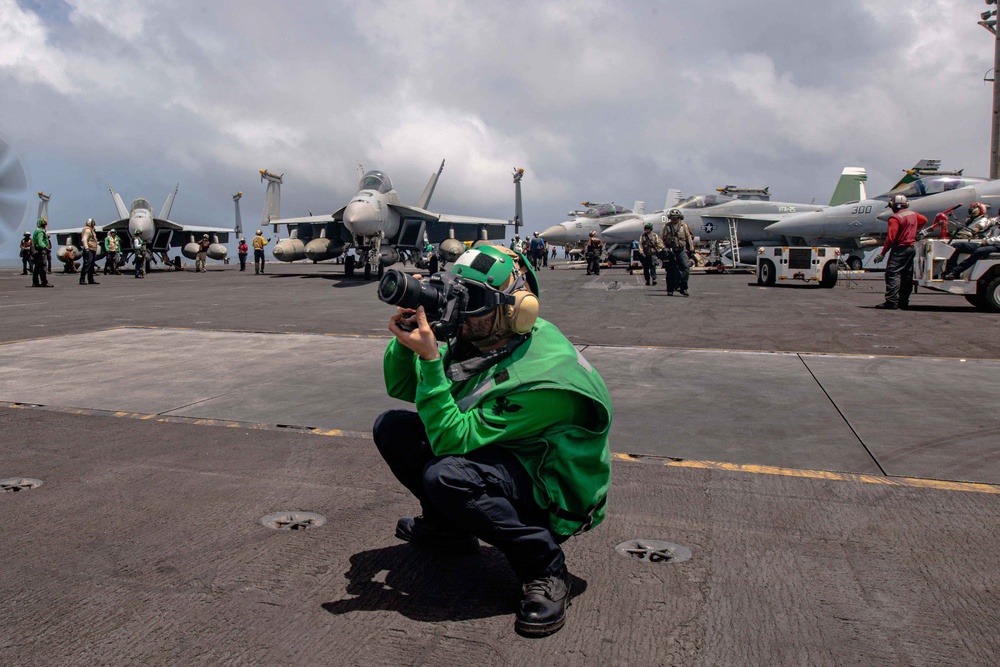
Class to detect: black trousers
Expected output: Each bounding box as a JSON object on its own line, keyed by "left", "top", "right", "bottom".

{"left": 664, "top": 247, "right": 691, "bottom": 292}
{"left": 238, "top": 253, "right": 247, "bottom": 271}
{"left": 80, "top": 249, "right": 97, "bottom": 283}
{"left": 32, "top": 251, "right": 48, "bottom": 286}
{"left": 254, "top": 249, "right": 265, "bottom": 272}
{"left": 21, "top": 251, "right": 33, "bottom": 274}
{"left": 373, "top": 409, "right": 566, "bottom": 582}
{"left": 884, "top": 245, "right": 915, "bottom": 307}
{"left": 641, "top": 254, "right": 657, "bottom": 284}
{"left": 946, "top": 242, "right": 999, "bottom": 276}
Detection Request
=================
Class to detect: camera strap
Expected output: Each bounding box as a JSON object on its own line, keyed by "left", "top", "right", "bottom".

{"left": 444, "top": 333, "right": 528, "bottom": 382}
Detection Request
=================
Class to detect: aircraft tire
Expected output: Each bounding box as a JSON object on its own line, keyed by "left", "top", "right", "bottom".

{"left": 847, "top": 256, "right": 863, "bottom": 271}
{"left": 820, "top": 261, "right": 838, "bottom": 288}
{"left": 428, "top": 256, "right": 439, "bottom": 274}
{"left": 364, "top": 263, "right": 372, "bottom": 281}
{"left": 345, "top": 255, "right": 355, "bottom": 277}
{"left": 981, "top": 276, "right": 1000, "bottom": 312}
{"left": 758, "top": 260, "right": 776, "bottom": 286}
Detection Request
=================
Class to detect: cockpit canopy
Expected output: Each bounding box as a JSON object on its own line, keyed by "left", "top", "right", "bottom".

{"left": 582, "top": 203, "right": 631, "bottom": 218}
{"left": 676, "top": 194, "right": 734, "bottom": 209}
{"left": 131, "top": 198, "right": 152, "bottom": 212}
{"left": 358, "top": 170, "right": 393, "bottom": 194}
{"left": 878, "top": 176, "right": 990, "bottom": 201}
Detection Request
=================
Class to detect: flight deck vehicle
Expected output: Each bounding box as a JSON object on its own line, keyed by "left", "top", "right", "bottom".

{"left": 755, "top": 246, "right": 840, "bottom": 288}
{"left": 913, "top": 239, "right": 1000, "bottom": 312}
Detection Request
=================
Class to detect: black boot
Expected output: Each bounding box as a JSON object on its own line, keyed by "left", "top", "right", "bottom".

{"left": 395, "top": 516, "right": 479, "bottom": 554}
{"left": 515, "top": 574, "right": 569, "bottom": 637}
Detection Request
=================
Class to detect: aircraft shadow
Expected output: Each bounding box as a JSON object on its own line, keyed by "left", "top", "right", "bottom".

{"left": 321, "top": 543, "right": 587, "bottom": 623}
{"left": 862, "top": 304, "right": 984, "bottom": 313}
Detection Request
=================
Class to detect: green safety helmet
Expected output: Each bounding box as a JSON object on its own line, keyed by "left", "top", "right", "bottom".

{"left": 37, "top": 218, "right": 47, "bottom": 227}
{"left": 450, "top": 243, "right": 539, "bottom": 298}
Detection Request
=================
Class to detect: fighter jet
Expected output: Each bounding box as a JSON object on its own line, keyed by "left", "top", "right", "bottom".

{"left": 49, "top": 185, "right": 235, "bottom": 269}
{"left": 260, "top": 161, "right": 513, "bottom": 279}
{"left": 599, "top": 169, "right": 868, "bottom": 264}
{"left": 538, "top": 192, "right": 681, "bottom": 246}
{"left": 764, "top": 160, "right": 991, "bottom": 269}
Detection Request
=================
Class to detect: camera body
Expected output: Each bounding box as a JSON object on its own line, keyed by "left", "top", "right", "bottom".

{"left": 378, "top": 269, "right": 470, "bottom": 340}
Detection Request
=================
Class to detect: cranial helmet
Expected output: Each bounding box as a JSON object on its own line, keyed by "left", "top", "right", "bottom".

{"left": 643, "top": 222, "right": 653, "bottom": 230}
{"left": 203, "top": 234, "right": 209, "bottom": 239}
{"left": 667, "top": 208, "right": 684, "bottom": 220}
{"left": 589, "top": 230, "right": 598, "bottom": 237}
{"left": 969, "top": 202, "right": 989, "bottom": 219}
{"left": 533, "top": 231, "right": 539, "bottom": 237}
{"left": 450, "top": 244, "right": 539, "bottom": 335}
{"left": 86, "top": 218, "right": 96, "bottom": 227}
{"left": 256, "top": 230, "right": 262, "bottom": 235}
{"left": 889, "top": 194, "right": 909, "bottom": 210}
{"left": 37, "top": 218, "right": 47, "bottom": 227}
{"left": 24, "top": 231, "right": 30, "bottom": 236}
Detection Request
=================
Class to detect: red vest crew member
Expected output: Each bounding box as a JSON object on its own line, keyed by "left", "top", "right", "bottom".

{"left": 873, "top": 194, "right": 926, "bottom": 310}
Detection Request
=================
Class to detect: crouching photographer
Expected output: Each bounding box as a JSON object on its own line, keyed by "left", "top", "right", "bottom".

{"left": 373, "top": 244, "right": 612, "bottom": 637}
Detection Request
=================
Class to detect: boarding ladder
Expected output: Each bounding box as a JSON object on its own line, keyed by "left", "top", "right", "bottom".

{"left": 727, "top": 218, "right": 741, "bottom": 267}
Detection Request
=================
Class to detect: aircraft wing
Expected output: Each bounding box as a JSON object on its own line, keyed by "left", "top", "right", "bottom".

{"left": 390, "top": 203, "right": 511, "bottom": 226}
{"left": 262, "top": 208, "right": 345, "bottom": 227}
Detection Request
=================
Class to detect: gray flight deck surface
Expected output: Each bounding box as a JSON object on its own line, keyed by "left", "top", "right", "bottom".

{"left": 1, "top": 261, "right": 999, "bottom": 666}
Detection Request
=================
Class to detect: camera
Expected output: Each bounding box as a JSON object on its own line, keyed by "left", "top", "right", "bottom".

{"left": 378, "top": 269, "right": 470, "bottom": 340}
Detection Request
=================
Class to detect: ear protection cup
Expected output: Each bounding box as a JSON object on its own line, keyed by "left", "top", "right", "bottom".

{"left": 506, "top": 289, "right": 539, "bottom": 334}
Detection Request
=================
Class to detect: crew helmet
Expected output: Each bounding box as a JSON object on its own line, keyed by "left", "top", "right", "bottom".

{"left": 643, "top": 222, "right": 653, "bottom": 230}
{"left": 37, "top": 218, "right": 47, "bottom": 227}
{"left": 888, "top": 194, "right": 909, "bottom": 210}
{"left": 532, "top": 231, "right": 539, "bottom": 237}
{"left": 450, "top": 244, "right": 539, "bottom": 334}
{"left": 256, "top": 229, "right": 262, "bottom": 235}
{"left": 203, "top": 233, "right": 209, "bottom": 239}
{"left": 969, "top": 202, "right": 989, "bottom": 219}
{"left": 667, "top": 208, "right": 684, "bottom": 220}
{"left": 589, "top": 230, "right": 598, "bottom": 237}
{"left": 23, "top": 231, "right": 30, "bottom": 236}
{"left": 85, "top": 218, "right": 96, "bottom": 227}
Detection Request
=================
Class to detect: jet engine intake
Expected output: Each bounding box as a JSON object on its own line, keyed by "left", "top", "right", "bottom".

{"left": 272, "top": 238, "right": 306, "bottom": 262}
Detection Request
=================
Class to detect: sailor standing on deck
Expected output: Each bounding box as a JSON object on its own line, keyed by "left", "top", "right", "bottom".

{"left": 31, "top": 219, "right": 52, "bottom": 287}
{"left": 79, "top": 219, "right": 99, "bottom": 285}
{"left": 252, "top": 230, "right": 270, "bottom": 274}
{"left": 873, "top": 194, "right": 926, "bottom": 310}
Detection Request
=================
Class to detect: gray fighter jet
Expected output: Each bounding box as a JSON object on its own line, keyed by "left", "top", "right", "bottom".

{"left": 260, "top": 161, "right": 512, "bottom": 279}
{"left": 538, "top": 191, "right": 681, "bottom": 246}
{"left": 764, "top": 160, "right": 991, "bottom": 269}
{"left": 48, "top": 185, "right": 235, "bottom": 269}
{"left": 599, "top": 168, "right": 868, "bottom": 263}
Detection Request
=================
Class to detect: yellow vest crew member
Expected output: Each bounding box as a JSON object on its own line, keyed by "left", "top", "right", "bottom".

{"left": 252, "top": 230, "right": 270, "bottom": 274}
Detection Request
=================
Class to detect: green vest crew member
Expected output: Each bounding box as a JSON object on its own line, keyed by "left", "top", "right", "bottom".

{"left": 31, "top": 219, "right": 52, "bottom": 287}
{"left": 375, "top": 243, "right": 612, "bottom": 637}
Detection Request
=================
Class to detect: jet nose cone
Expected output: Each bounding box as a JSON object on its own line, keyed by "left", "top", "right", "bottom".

{"left": 539, "top": 224, "right": 569, "bottom": 245}
{"left": 344, "top": 201, "right": 380, "bottom": 236}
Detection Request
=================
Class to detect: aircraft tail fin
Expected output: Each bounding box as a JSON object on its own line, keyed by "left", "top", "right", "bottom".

{"left": 828, "top": 167, "right": 867, "bottom": 206}
{"left": 37, "top": 191, "right": 50, "bottom": 222}
{"left": 233, "top": 192, "right": 243, "bottom": 237}
{"left": 109, "top": 185, "right": 129, "bottom": 219}
{"left": 259, "top": 169, "right": 283, "bottom": 225}
{"left": 159, "top": 184, "right": 178, "bottom": 220}
{"left": 665, "top": 188, "right": 682, "bottom": 210}
{"left": 416, "top": 160, "right": 445, "bottom": 210}
{"left": 633, "top": 200, "right": 646, "bottom": 214}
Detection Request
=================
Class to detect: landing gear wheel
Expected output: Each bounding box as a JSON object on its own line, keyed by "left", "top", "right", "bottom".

{"left": 848, "top": 256, "right": 863, "bottom": 271}
{"left": 981, "top": 276, "right": 1000, "bottom": 312}
{"left": 714, "top": 261, "right": 726, "bottom": 274}
{"left": 345, "top": 255, "right": 355, "bottom": 277}
{"left": 173, "top": 256, "right": 181, "bottom": 270}
{"left": 820, "top": 261, "right": 838, "bottom": 288}
{"left": 428, "top": 256, "right": 439, "bottom": 274}
{"left": 758, "top": 259, "right": 776, "bottom": 286}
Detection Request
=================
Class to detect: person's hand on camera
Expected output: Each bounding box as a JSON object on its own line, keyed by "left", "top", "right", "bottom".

{"left": 389, "top": 306, "right": 440, "bottom": 361}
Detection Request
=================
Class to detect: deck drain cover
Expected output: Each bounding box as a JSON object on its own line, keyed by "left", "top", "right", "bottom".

{"left": 615, "top": 539, "right": 691, "bottom": 564}
{"left": 261, "top": 511, "right": 326, "bottom": 530}
{"left": 1, "top": 478, "right": 44, "bottom": 493}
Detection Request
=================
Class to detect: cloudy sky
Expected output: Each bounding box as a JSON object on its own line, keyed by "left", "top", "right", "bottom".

{"left": 0, "top": 0, "right": 993, "bottom": 260}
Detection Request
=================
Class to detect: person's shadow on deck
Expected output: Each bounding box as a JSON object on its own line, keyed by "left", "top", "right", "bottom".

{"left": 322, "top": 544, "right": 588, "bottom": 623}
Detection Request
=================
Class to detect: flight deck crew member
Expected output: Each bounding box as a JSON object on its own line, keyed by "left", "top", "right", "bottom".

{"left": 20, "top": 232, "right": 33, "bottom": 275}
{"left": 638, "top": 222, "right": 664, "bottom": 286}
{"left": 79, "top": 219, "right": 100, "bottom": 285}
{"left": 660, "top": 208, "right": 695, "bottom": 296}
{"left": 584, "top": 230, "right": 604, "bottom": 275}
{"left": 195, "top": 234, "right": 211, "bottom": 272}
{"left": 873, "top": 194, "right": 926, "bottom": 309}
{"left": 104, "top": 230, "right": 120, "bottom": 274}
{"left": 237, "top": 237, "right": 249, "bottom": 271}
{"left": 31, "top": 219, "right": 52, "bottom": 287}
{"left": 375, "top": 244, "right": 612, "bottom": 637}
{"left": 133, "top": 230, "right": 146, "bottom": 278}
{"left": 252, "top": 230, "right": 270, "bottom": 274}
{"left": 942, "top": 202, "right": 1000, "bottom": 280}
